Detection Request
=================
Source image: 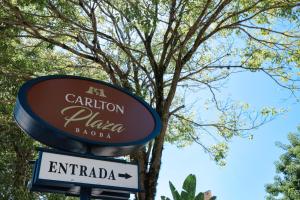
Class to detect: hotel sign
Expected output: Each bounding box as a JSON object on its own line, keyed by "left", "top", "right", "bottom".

{"left": 14, "top": 75, "right": 161, "bottom": 156}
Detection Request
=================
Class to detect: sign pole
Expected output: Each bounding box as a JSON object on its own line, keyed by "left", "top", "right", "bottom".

{"left": 80, "top": 187, "right": 91, "bottom": 200}
{"left": 80, "top": 147, "right": 91, "bottom": 200}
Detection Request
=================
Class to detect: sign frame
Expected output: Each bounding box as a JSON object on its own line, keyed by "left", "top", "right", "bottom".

{"left": 31, "top": 148, "right": 141, "bottom": 193}
{"left": 14, "top": 75, "right": 162, "bottom": 156}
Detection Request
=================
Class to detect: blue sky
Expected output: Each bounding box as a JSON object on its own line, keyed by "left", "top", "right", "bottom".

{"left": 156, "top": 71, "right": 299, "bottom": 200}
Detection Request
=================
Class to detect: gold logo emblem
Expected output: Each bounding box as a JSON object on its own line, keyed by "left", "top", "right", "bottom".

{"left": 86, "top": 86, "right": 106, "bottom": 98}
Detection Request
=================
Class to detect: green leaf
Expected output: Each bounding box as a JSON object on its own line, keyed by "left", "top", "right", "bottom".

{"left": 181, "top": 174, "right": 196, "bottom": 199}
{"left": 195, "top": 192, "right": 204, "bottom": 200}
{"left": 161, "top": 196, "right": 171, "bottom": 200}
{"left": 169, "top": 181, "right": 181, "bottom": 200}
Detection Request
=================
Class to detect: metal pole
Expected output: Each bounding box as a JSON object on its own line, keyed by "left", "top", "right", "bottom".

{"left": 80, "top": 187, "right": 91, "bottom": 200}
{"left": 80, "top": 147, "right": 92, "bottom": 200}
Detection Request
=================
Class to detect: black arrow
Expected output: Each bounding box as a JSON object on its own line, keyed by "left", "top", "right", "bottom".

{"left": 118, "top": 173, "right": 132, "bottom": 179}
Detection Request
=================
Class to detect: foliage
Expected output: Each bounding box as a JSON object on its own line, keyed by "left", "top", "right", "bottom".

{"left": 0, "top": 0, "right": 300, "bottom": 199}
{"left": 265, "top": 129, "right": 300, "bottom": 200}
{"left": 161, "top": 174, "right": 217, "bottom": 200}
{"left": 0, "top": 27, "right": 98, "bottom": 199}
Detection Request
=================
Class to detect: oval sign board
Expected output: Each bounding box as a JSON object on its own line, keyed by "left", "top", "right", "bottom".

{"left": 14, "top": 75, "right": 161, "bottom": 156}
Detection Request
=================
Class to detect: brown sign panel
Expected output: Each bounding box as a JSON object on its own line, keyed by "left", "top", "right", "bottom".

{"left": 14, "top": 75, "right": 161, "bottom": 156}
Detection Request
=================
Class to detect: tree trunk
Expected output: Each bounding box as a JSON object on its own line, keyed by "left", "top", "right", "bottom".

{"left": 137, "top": 116, "right": 169, "bottom": 200}
{"left": 133, "top": 148, "right": 147, "bottom": 200}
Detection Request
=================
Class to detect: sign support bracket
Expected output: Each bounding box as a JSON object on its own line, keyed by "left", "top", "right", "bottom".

{"left": 80, "top": 187, "right": 91, "bottom": 200}
{"left": 80, "top": 147, "right": 92, "bottom": 200}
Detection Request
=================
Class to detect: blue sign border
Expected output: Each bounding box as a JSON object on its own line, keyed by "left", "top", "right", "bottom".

{"left": 32, "top": 148, "right": 141, "bottom": 193}
{"left": 14, "top": 75, "right": 162, "bottom": 156}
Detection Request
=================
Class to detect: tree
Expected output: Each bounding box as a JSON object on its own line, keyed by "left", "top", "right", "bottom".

{"left": 265, "top": 129, "right": 300, "bottom": 200}
{"left": 1, "top": 1, "right": 300, "bottom": 199}
{"left": 0, "top": 25, "right": 94, "bottom": 199}
{"left": 161, "top": 174, "right": 217, "bottom": 200}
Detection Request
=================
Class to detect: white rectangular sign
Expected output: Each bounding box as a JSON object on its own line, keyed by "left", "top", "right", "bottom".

{"left": 37, "top": 151, "right": 139, "bottom": 191}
